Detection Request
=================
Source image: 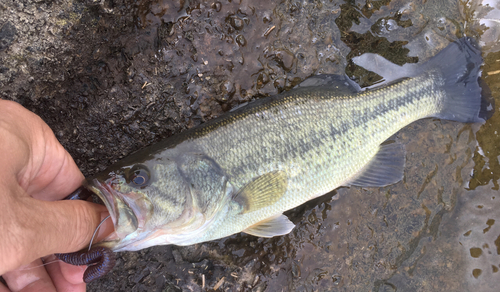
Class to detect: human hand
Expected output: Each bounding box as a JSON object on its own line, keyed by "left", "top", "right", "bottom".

{"left": 0, "top": 100, "right": 112, "bottom": 292}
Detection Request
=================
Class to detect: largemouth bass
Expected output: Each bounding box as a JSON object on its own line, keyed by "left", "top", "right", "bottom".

{"left": 83, "top": 37, "right": 490, "bottom": 254}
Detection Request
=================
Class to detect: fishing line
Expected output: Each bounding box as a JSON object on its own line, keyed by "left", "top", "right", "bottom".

{"left": 89, "top": 215, "right": 111, "bottom": 251}
{"left": 19, "top": 258, "right": 85, "bottom": 270}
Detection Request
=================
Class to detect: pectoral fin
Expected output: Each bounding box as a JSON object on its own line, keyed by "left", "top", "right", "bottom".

{"left": 243, "top": 214, "right": 295, "bottom": 238}
{"left": 348, "top": 142, "right": 405, "bottom": 187}
{"left": 234, "top": 170, "right": 288, "bottom": 213}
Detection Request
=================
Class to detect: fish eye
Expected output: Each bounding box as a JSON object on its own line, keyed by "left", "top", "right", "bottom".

{"left": 128, "top": 165, "right": 150, "bottom": 187}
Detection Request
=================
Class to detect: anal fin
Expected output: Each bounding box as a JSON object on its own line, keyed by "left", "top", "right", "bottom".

{"left": 348, "top": 142, "right": 405, "bottom": 187}
{"left": 243, "top": 214, "right": 295, "bottom": 238}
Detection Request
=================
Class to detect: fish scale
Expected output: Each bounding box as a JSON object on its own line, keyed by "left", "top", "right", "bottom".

{"left": 187, "top": 74, "right": 443, "bottom": 242}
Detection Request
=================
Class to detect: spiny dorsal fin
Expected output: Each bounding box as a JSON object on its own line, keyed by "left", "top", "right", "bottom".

{"left": 234, "top": 170, "right": 288, "bottom": 213}
{"left": 243, "top": 214, "right": 295, "bottom": 238}
{"left": 348, "top": 142, "right": 405, "bottom": 187}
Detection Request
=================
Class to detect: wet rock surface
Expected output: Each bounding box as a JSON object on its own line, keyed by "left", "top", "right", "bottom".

{"left": 1, "top": 0, "right": 500, "bottom": 291}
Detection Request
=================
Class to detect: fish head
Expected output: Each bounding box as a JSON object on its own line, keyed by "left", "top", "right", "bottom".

{"left": 84, "top": 154, "right": 212, "bottom": 251}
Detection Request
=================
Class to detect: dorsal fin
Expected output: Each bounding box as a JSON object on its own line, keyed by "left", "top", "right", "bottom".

{"left": 297, "top": 74, "right": 362, "bottom": 93}
{"left": 351, "top": 53, "right": 420, "bottom": 89}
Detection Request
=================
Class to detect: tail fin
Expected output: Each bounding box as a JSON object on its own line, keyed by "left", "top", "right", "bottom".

{"left": 425, "top": 37, "right": 494, "bottom": 123}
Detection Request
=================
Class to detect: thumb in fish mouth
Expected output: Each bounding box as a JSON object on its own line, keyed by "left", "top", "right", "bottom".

{"left": 54, "top": 186, "right": 117, "bottom": 283}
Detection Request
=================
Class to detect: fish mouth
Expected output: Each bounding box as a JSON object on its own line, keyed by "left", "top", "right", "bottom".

{"left": 85, "top": 179, "right": 117, "bottom": 223}
{"left": 84, "top": 179, "right": 140, "bottom": 248}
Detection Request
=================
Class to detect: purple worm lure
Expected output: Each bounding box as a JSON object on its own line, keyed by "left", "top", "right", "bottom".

{"left": 55, "top": 187, "right": 116, "bottom": 283}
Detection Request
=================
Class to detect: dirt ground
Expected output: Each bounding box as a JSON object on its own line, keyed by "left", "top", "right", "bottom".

{"left": 1, "top": 0, "right": 500, "bottom": 291}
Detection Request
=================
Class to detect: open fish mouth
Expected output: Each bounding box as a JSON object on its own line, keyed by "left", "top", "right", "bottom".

{"left": 86, "top": 179, "right": 118, "bottom": 224}
{"left": 84, "top": 179, "right": 140, "bottom": 248}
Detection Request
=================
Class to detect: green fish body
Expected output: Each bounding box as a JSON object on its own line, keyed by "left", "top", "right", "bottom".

{"left": 86, "top": 37, "right": 491, "bottom": 252}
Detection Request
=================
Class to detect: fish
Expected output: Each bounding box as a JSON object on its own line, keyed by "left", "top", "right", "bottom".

{"left": 86, "top": 37, "right": 492, "bottom": 251}
{"left": 58, "top": 37, "right": 492, "bottom": 281}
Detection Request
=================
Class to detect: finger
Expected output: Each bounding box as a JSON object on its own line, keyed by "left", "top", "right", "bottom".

{"left": 1, "top": 259, "right": 56, "bottom": 292}
{"left": 0, "top": 100, "right": 43, "bottom": 190}
{"left": 1, "top": 182, "right": 114, "bottom": 274}
{"left": 23, "top": 119, "right": 85, "bottom": 201}
{"left": 25, "top": 133, "right": 85, "bottom": 201}
{"left": 4, "top": 196, "right": 111, "bottom": 273}
{"left": 0, "top": 281, "right": 10, "bottom": 292}
{"left": 0, "top": 100, "right": 84, "bottom": 201}
{"left": 26, "top": 199, "right": 110, "bottom": 256}
{"left": 43, "top": 255, "right": 86, "bottom": 291}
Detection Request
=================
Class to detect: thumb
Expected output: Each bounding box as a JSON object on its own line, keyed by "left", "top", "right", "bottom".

{"left": 4, "top": 194, "right": 111, "bottom": 273}
{"left": 32, "top": 199, "right": 111, "bottom": 254}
